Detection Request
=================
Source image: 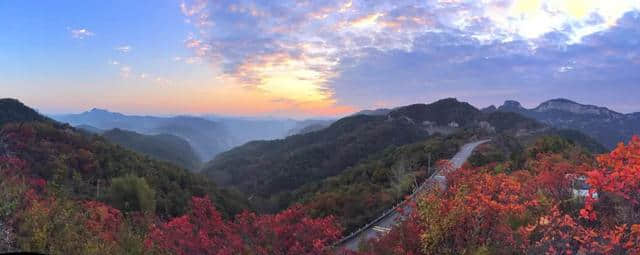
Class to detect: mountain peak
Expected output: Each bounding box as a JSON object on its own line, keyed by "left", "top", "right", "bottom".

{"left": 544, "top": 98, "right": 578, "bottom": 104}
{"left": 0, "top": 98, "right": 23, "bottom": 105}
{"left": 503, "top": 100, "right": 523, "bottom": 107}
{"left": 481, "top": 105, "right": 497, "bottom": 113}
{"left": 534, "top": 98, "right": 621, "bottom": 116}
{"left": 89, "top": 108, "right": 111, "bottom": 113}
{"left": 389, "top": 98, "right": 480, "bottom": 126}
{"left": 82, "top": 108, "right": 126, "bottom": 118}
{"left": 498, "top": 100, "right": 526, "bottom": 112}
{"left": 434, "top": 98, "right": 460, "bottom": 104}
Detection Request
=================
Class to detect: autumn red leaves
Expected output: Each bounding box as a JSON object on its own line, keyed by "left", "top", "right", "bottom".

{"left": 145, "top": 198, "right": 342, "bottom": 255}
{"left": 3, "top": 136, "right": 640, "bottom": 254}
{"left": 359, "top": 136, "right": 640, "bottom": 254}
{"left": 1, "top": 155, "right": 342, "bottom": 254}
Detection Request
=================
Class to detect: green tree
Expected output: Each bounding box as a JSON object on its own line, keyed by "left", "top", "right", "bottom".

{"left": 528, "top": 136, "right": 573, "bottom": 158}
{"left": 108, "top": 175, "right": 156, "bottom": 213}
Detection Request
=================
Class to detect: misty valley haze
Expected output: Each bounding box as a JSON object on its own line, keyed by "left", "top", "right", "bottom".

{"left": 51, "top": 98, "right": 638, "bottom": 166}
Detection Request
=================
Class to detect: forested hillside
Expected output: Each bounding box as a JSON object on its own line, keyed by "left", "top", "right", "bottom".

{"left": 0, "top": 99, "right": 49, "bottom": 125}
{"left": 203, "top": 98, "right": 607, "bottom": 234}
{"left": 0, "top": 99, "right": 247, "bottom": 218}
{"left": 1, "top": 98, "right": 634, "bottom": 255}
{"left": 204, "top": 113, "right": 431, "bottom": 210}
{"left": 202, "top": 98, "right": 482, "bottom": 203}
{"left": 299, "top": 135, "right": 467, "bottom": 232}
{"left": 0, "top": 99, "right": 345, "bottom": 254}
{"left": 203, "top": 99, "right": 483, "bottom": 197}
{"left": 102, "top": 128, "right": 202, "bottom": 171}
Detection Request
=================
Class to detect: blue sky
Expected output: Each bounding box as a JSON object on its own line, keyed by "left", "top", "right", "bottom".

{"left": 1, "top": 0, "right": 639, "bottom": 117}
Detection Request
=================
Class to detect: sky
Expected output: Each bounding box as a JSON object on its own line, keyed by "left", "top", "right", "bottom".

{"left": 1, "top": 0, "right": 639, "bottom": 118}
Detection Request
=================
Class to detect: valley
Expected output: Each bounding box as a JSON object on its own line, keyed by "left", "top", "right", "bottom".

{"left": 52, "top": 109, "right": 335, "bottom": 166}
{"left": 1, "top": 97, "right": 639, "bottom": 254}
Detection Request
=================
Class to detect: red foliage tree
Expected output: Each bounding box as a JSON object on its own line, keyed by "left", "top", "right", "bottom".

{"left": 145, "top": 196, "right": 239, "bottom": 255}
{"left": 519, "top": 206, "right": 599, "bottom": 254}
{"left": 356, "top": 201, "right": 423, "bottom": 255}
{"left": 83, "top": 201, "right": 123, "bottom": 242}
{"left": 362, "top": 166, "right": 544, "bottom": 254}
{"left": 145, "top": 197, "right": 341, "bottom": 255}
{"left": 582, "top": 136, "right": 640, "bottom": 222}
{"left": 233, "top": 205, "right": 342, "bottom": 254}
{"left": 361, "top": 137, "right": 640, "bottom": 254}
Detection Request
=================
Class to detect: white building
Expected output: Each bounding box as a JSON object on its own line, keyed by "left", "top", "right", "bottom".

{"left": 572, "top": 176, "right": 598, "bottom": 199}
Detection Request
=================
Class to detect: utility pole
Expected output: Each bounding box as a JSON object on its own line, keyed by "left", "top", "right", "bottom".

{"left": 428, "top": 153, "right": 432, "bottom": 175}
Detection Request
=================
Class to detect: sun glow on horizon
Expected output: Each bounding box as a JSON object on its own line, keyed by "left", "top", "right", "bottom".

{"left": 3, "top": 0, "right": 640, "bottom": 116}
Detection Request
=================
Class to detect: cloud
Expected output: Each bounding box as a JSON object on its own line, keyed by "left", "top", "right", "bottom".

{"left": 331, "top": 12, "right": 640, "bottom": 108}
{"left": 350, "top": 13, "right": 384, "bottom": 28}
{"left": 180, "top": 0, "right": 207, "bottom": 16}
{"left": 179, "top": 0, "right": 640, "bottom": 112}
{"left": 154, "top": 77, "right": 172, "bottom": 85}
{"left": 558, "top": 66, "right": 574, "bottom": 73}
{"left": 180, "top": 0, "right": 213, "bottom": 30}
{"left": 110, "top": 61, "right": 173, "bottom": 85}
{"left": 115, "top": 45, "right": 132, "bottom": 54}
{"left": 184, "top": 57, "right": 201, "bottom": 64}
{"left": 69, "top": 28, "right": 94, "bottom": 39}
{"left": 119, "top": 66, "right": 132, "bottom": 78}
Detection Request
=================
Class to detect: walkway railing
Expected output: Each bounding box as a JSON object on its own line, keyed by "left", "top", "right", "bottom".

{"left": 333, "top": 163, "right": 444, "bottom": 247}
{"left": 333, "top": 139, "right": 490, "bottom": 249}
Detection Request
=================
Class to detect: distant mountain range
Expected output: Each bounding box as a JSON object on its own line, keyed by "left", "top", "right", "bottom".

{"left": 203, "top": 115, "right": 298, "bottom": 144}
{"left": 493, "top": 98, "right": 640, "bottom": 149}
{"left": 52, "top": 109, "right": 336, "bottom": 161}
{"left": 52, "top": 109, "right": 234, "bottom": 161}
{"left": 45, "top": 97, "right": 639, "bottom": 165}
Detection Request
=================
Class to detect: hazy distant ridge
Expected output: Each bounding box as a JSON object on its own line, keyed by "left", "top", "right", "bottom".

{"left": 496, "top": 98, "right": 640, "bottom": 149}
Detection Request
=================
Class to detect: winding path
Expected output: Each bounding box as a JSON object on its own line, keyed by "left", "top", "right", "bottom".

{"left": 337, "top": 139, "right": 491, "bottom": 251}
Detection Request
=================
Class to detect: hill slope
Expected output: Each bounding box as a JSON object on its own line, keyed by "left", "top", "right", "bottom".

{"left": 102, "top": 128, "right": 201, "bottom": 171}
{"left": 0, "top": 99, "right": 248, "bottom": 217}
{"left": 285, "top": 119, "right": 334, "bottom": 136}
{"left": 497, "top": 98, "right": 640, "bottom": 149}
{"left": 0, "top": 98, "right": 50, "bottom": 126}
{"left": 202, "top": 99, "right": 516, "bottom": 211}
{"left": 76, "top": 124, "right": 103, "bottom": 134}
{"left": 204, "top": 113, "right": 432, "bottom": 200}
